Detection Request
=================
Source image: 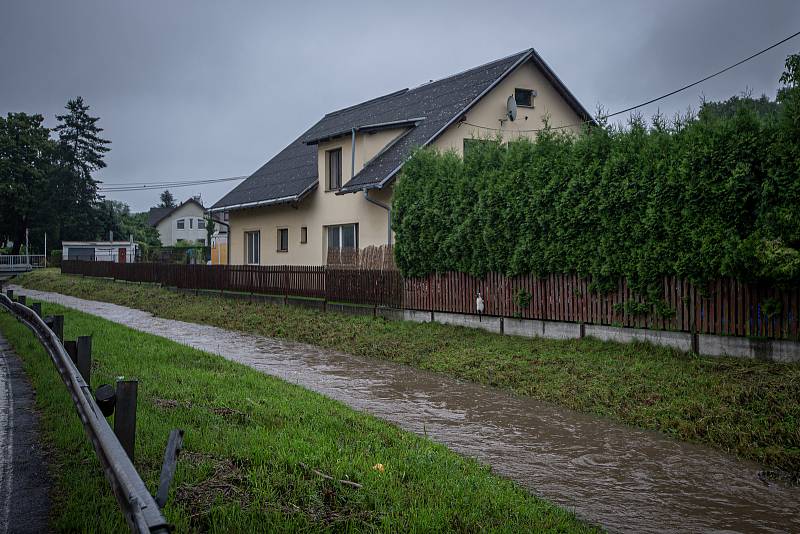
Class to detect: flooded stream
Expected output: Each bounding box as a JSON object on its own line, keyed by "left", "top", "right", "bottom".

{"left": 11, "top": 286, "right": 800, "bottom": 533}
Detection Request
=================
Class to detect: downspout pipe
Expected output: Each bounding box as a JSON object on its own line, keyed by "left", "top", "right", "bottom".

{"left": 351, "top": 128, "right": 356, "bottom": 179}
{"left": 363, "top": 190, "right": 392, "bottom": 247}
{"left": 352, "top": 127, "right": 392, "bottom": 247}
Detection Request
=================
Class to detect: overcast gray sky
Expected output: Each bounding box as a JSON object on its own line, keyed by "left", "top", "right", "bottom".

{"left": 2, "top": 0, "right": 798, "bottom": 211}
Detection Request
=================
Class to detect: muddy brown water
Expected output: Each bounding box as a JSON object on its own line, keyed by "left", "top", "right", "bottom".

{"left": 10, "top": 286, "right": 800, "bottom": 533}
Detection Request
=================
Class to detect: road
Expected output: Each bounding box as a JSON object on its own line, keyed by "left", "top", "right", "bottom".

{"left": 0, "top": 332, "right": 50, "bottom": 534}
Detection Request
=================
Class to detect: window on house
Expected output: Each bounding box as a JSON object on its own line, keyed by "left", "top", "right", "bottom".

{"left": 326, "top": 148, "right": 342, "bottom": 190}
{"left": 176, "top": 219, "right": 185, "bottom": 230}
{"left": 327, "top": 224, "right": 358, "bottom": 250}
{"left": 198, "top": 218, "right": 206, "bottom": 230}
{"left": 245, "top": 231, "right": 260, "bottom": 264}
{"left": 277, "top": 228, "right": 288, "bottom": 252}
{"left": 514, "top": 88, "right": 536, "bottom": 108}
{"left": 300, "top": 226, "right": 308, "bottom": 244}
{"left": 189, "top": 218, "right": 194, "bottom": 229}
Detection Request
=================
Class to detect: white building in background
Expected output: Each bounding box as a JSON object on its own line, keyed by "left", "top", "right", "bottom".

{"left": 147, "top": 197, "right": 208, "bottom": 246}
{"left": 62, "top": 240, "right": 138, "bottom": 262}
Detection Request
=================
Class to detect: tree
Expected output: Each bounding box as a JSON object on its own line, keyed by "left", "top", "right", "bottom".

{"left": 160, "top": 189, "right": 176, "bottom": 208}
{"left": 0, "top": 113, "right": 59, "bottom": 253}
{"left": 53, "top": 96, "right": 111, "bottom": 242}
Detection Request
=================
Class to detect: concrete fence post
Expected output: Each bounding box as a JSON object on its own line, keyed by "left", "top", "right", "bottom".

{"left": 31, "top": 302, "right": 42, "bottom": 317}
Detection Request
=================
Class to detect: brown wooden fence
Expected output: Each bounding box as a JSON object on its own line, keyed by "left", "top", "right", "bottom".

{"left": 61, "top": 261, "right": 799, "bottom": 339}
{"left": 404, "top": 272, "right": 799, "bottom": 340}
{"left": 61, "top": 260, "right": 399, "bottom": 307}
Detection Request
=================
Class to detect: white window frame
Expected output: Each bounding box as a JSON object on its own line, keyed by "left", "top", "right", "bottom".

{"left": 176, "top": 218, "right": 185, "bottom": 230}
{"left": 326, "top": 223, "right": 358, "bottom": 251}
{"left": 245, "top": 230, "right": 260, "bottom": 265}
{"left": 198, "top": 218, "right": 206, "bottom": 230}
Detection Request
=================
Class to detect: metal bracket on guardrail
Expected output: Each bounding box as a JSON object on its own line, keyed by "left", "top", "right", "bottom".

{"left": 0, "top": 293, "right": 180, "bottom": 533}
{"left": 155, "top": 429, "right": 184, "bottom": 509}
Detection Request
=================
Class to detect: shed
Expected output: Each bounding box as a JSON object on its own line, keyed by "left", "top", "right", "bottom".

{"left": 62, "top": 241, "right": 138, "bottom": 263}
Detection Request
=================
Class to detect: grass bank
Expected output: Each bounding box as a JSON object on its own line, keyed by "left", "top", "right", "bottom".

{"left": 14, "top": 269, "right": 800, "bottom": 474}
{"left": 0, "top": 301, "right": 592, "bottom": 532}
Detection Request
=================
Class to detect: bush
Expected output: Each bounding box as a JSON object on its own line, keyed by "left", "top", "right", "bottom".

{"left": 393, "top": 54, "right": 800, "bottom": 295}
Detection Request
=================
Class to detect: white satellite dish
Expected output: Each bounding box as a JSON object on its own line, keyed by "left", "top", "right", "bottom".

{"left": 506, "top": 95, "right": 517, "bottom": 122}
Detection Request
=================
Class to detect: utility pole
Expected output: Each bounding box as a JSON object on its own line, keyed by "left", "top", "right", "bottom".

{"left": 44, "top": 232, "right": 47, "bottom": 267}
{"left": 25, "top": 228, "right": 29, "bottom": 266}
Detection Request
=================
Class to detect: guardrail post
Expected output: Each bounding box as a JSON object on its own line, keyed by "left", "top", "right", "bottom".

{"left": 52, "top": 315, "right": 64, "bottom": 343}
{"left": 76, "top": 336, "right": 92, "bottom": 383}
{"left": 64, "top": 340, "right": 78, "bottom": 365}
{"left": 16, "top": 295, "right": 27, "bottom": 306}
{"left": 31, "top": 302, "right": 42, "bottom": 317}
{"left": 114, "top": 379, "right": 138, "bottom": 462}
{"left": 5, "top": 289, "right": 13, "bottom": 300}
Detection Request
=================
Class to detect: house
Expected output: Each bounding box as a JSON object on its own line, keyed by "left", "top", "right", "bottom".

{"left": 147, "top": 197, "right": 209, "bottom": 246}
{"left": 62, "top": 240, "right": 138, "bottom": 262}
{"left": 209, "top": 48, "right": 592, "bottom": 265}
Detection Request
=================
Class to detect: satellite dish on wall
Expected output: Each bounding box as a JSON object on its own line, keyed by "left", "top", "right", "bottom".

{"left": 506, "top": 95, "right": 517, "bottom": 122}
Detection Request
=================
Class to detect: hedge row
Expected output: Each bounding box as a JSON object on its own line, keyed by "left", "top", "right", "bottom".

{"left": 392, "top": 57, "right": 800, "bottom": 295}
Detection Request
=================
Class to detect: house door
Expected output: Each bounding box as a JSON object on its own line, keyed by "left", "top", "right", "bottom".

{"left": 118, "top": 248, "right": 127, "bottom": 263}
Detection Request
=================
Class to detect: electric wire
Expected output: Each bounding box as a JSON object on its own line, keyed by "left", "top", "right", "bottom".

{"left": 98, "top": 30, "right": 800, "bottom": 189}
{"left": 461, "top": 29, "right": 800, "bottom": 133}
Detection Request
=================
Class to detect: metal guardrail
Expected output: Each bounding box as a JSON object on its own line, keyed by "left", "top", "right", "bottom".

{"left": 0, "top": 291, "right": 177, "bottom": 533}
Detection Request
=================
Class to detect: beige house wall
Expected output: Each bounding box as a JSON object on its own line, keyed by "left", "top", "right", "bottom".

{"left": 228, "top": 58, "right": 583, "bottom": 266}
{"left": 229, "top": 129, "right": 400, "bottom": 265}
{"left": 434, "top": 61, "right": 582, "bottom": 153}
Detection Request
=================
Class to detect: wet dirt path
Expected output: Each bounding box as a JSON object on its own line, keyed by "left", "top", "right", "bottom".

{"left": 13, "top": 286, "right": 800, "bottom": 533}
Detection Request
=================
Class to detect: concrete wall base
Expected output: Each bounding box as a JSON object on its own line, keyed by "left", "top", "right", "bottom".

{"left": 433, "top": 312, "right": 502, "bottom": 333}
{"left": 157, "top": 285, "right": 800, "bottom": 363}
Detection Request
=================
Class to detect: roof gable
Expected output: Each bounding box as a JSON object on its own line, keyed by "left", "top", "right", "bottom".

{"left": 148, "top": 198, "right": 205, "bottom": 226}
{"left": 212, "top": 48, "right": 591, "bottom": 209}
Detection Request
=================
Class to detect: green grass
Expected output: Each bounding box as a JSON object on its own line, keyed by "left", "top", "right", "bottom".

{"left": 0, "top": 303, "right": 593, "bottom": 532}
{"left": 15, "top": 269, "right": 800, "bottom": 474}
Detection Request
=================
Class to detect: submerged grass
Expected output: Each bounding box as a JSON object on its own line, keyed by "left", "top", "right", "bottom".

{"left": 14, "top": 269, "right": 800, "bottom": 473}
{"left": 0, "top": 303, "right": 593, "bottom": 532}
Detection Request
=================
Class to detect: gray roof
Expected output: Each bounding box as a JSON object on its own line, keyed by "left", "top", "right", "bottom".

{"left": 147, "top": 206, "right": 173, "bottom": 227}
{"left": 211, "top": 48, "right": 592, "bottom": 209}
{"left": 147, "top": 198, "right": 205, "bottom": 226}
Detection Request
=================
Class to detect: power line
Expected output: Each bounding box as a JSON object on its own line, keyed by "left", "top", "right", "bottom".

{"left": 98, "top": 175, "right": 247, "bottom": 192}
{"left": 461, "top": 29, "right": 800, "bottom": 133}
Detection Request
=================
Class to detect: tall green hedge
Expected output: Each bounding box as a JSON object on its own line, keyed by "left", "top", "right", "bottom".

{"left": 393, "top": 55, "right": 800, "bottom": 294}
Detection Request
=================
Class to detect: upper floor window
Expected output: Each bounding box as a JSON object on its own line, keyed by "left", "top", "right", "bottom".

{"left": 277, "top": 228, "right": 289, "bottom": 252}
{"left": 300, "top": 226, "right": 308, "bottom": 244}
{"left": 326, "top": 148, "right": 342, "bottom": 190}
{"left": 198, "top": 218, "right": 206, "bottom": 230}
{"left": 515, "top": 88, "right": 536, "bottom": 108}
{"left": 176, "top": 219, "right": 185, "bottom": 230}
